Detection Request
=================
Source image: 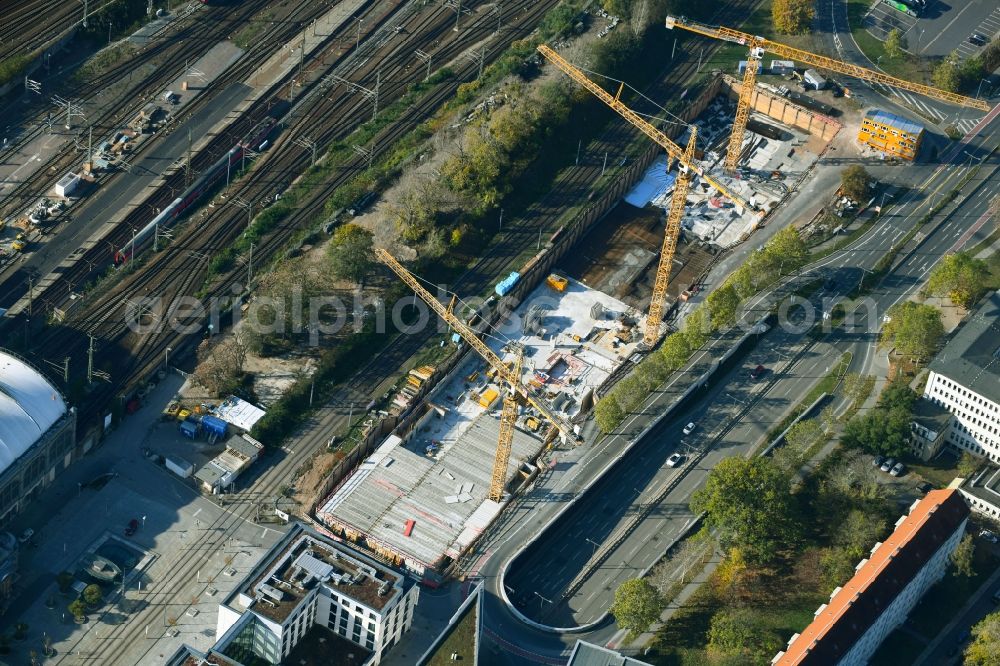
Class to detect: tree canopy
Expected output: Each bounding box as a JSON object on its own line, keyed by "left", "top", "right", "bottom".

{"left": 691, "top": 456, "right": 801, "bottom": 564}
{"left": 772, "top": 0, "right": 815, "bottom": 34}
{"left": 927, "top": 252, "right": 991, "bottom": 308}
{"left": 840, "top": 165, "right": 872, "bottom": 202}
{"left": 841, "top": 405, "right": 911, "bottom": 457}
{"left": 609, "top": 578, "right": 663, "bottom": 634}
{"left": 880, "top": 301, "right": 944, "bottom": 361}
{"left": 950, "top": 533, "right": 975, "bottom": 577}
{"left": 965, "top": 610, "right": 1000, "bottom": 666}
{"left": 884, "top": 28, "right": 906, "bottom": 59}
{"left": 327, "top": 224, "right": 374, "bottom": 283}
{"left": 707, "top": 608, "right": 784, "bottom": 663}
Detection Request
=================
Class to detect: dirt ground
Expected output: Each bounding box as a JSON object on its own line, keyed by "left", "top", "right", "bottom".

{"left": 562, "top": 202, "right": 719, "bottom": 313}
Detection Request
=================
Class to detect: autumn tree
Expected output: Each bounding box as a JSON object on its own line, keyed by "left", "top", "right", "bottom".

{"left": 932, "top": 51, "right": 962, "bottom": 93}
{"left": 327, "top": 223, "right": 374, "bottom": 283}
{"left": 772, "top": 0, "right": 815, "bottom": 34}
{"left": 691, "top": 456, "right": 801, "bottom": 564}
{"left": 82, "top": 584, "right": 103, "bottom": 607}
{"left": 840, "top": 165, "right": 872, "bottom": 202}
{"left": 965, "top": 611, "right": 1000, "bottom": 666}
{"left": 950, "top": 533, "right": 975, "bottom": 577}
{"left": 880, "top": 301, "right": 944, "bottom": 361}
{"left": 708, "top": 608, "right": 784, "bottom": 662}
{"left": 958, "top": 452, "right": 982, "bottom": 479}
{"left": 927, "top": 252, "right": 991, "bottom": 308}
{"left": 609, "top": 579, "right": 663, "bottom": 634}
{"left": 194, "top": 331, "right": 252, "bottom": 397}
{"left": 884, "top": 28, "right": 906, "bottom": 59}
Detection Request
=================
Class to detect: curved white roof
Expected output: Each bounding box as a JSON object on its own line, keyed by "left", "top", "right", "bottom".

{"left": 0, "top": 352, "right": 67, "bottom": 476}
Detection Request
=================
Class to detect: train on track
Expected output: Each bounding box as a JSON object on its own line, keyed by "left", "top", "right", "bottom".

{"left": 114, "top": 117, "right": 276, "bottom": 264}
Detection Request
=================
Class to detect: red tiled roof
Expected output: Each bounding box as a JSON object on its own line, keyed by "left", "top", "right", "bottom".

{"left": 775, "top": 489, "right": 969, "bottom": 665}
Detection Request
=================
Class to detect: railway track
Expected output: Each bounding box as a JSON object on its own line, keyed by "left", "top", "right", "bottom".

{"left": 0, "top": 0, "right": 80, "bottom": 63}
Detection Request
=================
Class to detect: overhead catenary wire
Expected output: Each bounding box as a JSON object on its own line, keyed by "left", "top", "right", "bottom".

{"left": 406, "top": 265, "right": 517, "bottom": 348}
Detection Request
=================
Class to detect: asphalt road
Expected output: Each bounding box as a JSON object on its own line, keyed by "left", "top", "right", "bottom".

{"left": 466, "top": 89, "right": 1000, "bottom": 664}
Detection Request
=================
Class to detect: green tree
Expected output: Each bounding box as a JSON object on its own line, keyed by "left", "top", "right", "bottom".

{"left": 595, "top": 394, "right": 625, "bottom": 433}
{"left": 927, "top": 252, "right": 991, "bottom": 308}
{"left": 691, "top": 456, "right": 801, "bottom": 564}
{"left": 616, "top": 375, "right": 649, "bottom": 412}
{"left": 707, "top": 608, "right": 784, "bottom": 662}
{"left": 765, "top": 227, "right": 809, "bottom": 272}
{"left": 932, "top": 51, "right": 962, "bottom": 93}
{"left": 884, "top": 28, "right": 906, "bottom": 59}
{"left": 965, "top": 610, "right": 1000, "bottom": 665}
{"left": 707, "top": 283, "right": 741, "bottom": 329}
{"left": 958, "top": 452, "right": 981, "bottom": 479}
{"left": 880, "top": 301, "right": 944, "bottom": 361}
{"left": 82, "top": 584, "right": 103, "bottom": 607}
{"left": 56, "top": 571, "right": 74, "bottom": 594}
{"left": 660, "top": 332, "right": 692, "bottom": 371}
{"left": 327, "top": 224, "right": 374, "bottom": 283}
{"left": 772, "top": 0, "right": 815, "bottom": 34}
{"left": 608, "top": 579, "right": 663, "bottom": 634}
{"left": 835, "top": 510, "right": 888, "bottom": 553}
{"left": 681, "top": 306, "right": 712, "bottom": 350}
{"left": 68, "top": 599, "right": 86, "bottom": 621}
{"left": 840, "top": 165, "right": 872, "bottom": 202}
{"left": 841, "top": 407, "right": 911, "bottom": 457}
{"left": 636, "top": 351, "right": 671, "bottom": 386}
{"left": 878, "top": 378, "right": 917, "bottom": 411}
{"left": 820, "top": 546, "right": 858, "bottom": 591}
{"left": 785, "top": 418, "right": 824, "bottom": 452}
{"left": 951, "top": 533, "right": 975, "bottom": 577}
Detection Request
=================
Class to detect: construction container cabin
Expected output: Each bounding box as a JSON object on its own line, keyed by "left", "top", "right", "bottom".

{"left": 857, "top": 109, "right": 924, "bottom": 161}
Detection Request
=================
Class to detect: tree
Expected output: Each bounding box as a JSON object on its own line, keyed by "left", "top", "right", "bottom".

{"left": 772, "top": 0, "right": 815, "bottom": 34}
{"left": 707, "top": 608, "right": 785, "bottom": 662}
{"left": 608, "top": 579, "right": 663, "bottom": 634}
{"left": 820, "top": 546, "right": 858, "bottom": 591}
{"left": 327, "top": 224, "right": 374, "bottom": 283}
{"left": 82, "top": 584, "right": 103, "bottom": 607}
{"left": 786, "top": 418, "right": 825, "bottom": 452}
{"left": 766, "top": 227, "right": 809, "bottom": 273}
{"left": 707, "top": 283, "right": 741, "bottom": 329}
{"left": 840, "top": 165, "right": 872, "bottom": 202}
{"left": 691, "top": 456, "right": 801, "bottom": 564}
{"left": 841, "top": 407, "right": 911, "bottom": 458}
{"left": 194, "top": 332, "right": 252, "bottom": 397}
{"left": 835, "top": 510, "right": 888, "bottom": 553}
{"left": 681, "top": 306, "right": 712, "bottom": 350}
{"left": 878, "top": 378, "right": 917, "bottom": 411}
{"left": 965, "top": 610, "right": 1000, "bottom": 665}
{"left": 56, "top": 571, "right": 74, "bottom": 594}
{"left": 932, "top": 52, "right": 962, "bottom": 93}
{"left": 958, "top": 452, "right": 981, "bottom": 479}
{"left": 951, "top": 533, "right": 975, "bottom": 577}
{"left": 880, "top": 301, "right": 944, "bottom": 361}
{"left": 595, "top": 394, "right": 625, "bottom": 433}
{"left": 884, "top": 28, "right": 906, "bottom": 59}
{"left": 660, "top": 332, "right": 692, "bottom": 371}
{"left": 68, "top": 599, "right": 86, "bottom": 622}
{"left": 927, "top": 252, "right": 991, "bottom": 308}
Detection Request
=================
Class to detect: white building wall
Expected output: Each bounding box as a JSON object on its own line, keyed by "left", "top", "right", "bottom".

{"left": 836, "top": 518, "right": 967, "bottom": 666}
{"left": 924, "top": 371, "right": 1000, "bottom": 462}
{"left": 216, "top": 603, "right": 242, "bottom": 642}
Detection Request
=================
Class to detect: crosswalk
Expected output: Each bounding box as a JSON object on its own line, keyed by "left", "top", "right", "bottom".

{"left": 867, "top": 82, "right": 979, "bottom": 133}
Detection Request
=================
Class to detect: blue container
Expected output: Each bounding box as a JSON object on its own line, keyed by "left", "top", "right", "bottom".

{"left": 495, "top": 272, "right": 520, "bottom": 297}
{"left": 201, "top": 415, "right": 228, "bottom": 438}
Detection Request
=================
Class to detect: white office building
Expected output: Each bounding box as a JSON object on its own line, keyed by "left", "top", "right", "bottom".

{"left": 211, "top": 523, "right": 418, "bottom": 665}
{"left": 921, "top": 291, "right": 1000, "bottom": 463}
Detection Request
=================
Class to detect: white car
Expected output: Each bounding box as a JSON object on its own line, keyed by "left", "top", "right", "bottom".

{"left": 682, "top": 422, "right": 696, "bottom": 435}
{"left": 980, "top": 530, "right": 999, "bottom": 544}
{"left": 667, "top": 453, "right": 684, "bottom": 468}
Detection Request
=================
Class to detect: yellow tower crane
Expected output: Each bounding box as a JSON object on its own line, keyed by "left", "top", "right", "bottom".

{"left": 374, "top": 248, "right": 579, "bottom": 501}
{"left": 664, "top": 15, "right": 991, "bottom": 173}
{"left": 538, "top": 44, "right": 757, "bottom": 345}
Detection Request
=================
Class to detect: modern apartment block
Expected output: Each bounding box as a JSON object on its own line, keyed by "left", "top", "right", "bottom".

{"left": 857, "top": 109, "right": 923, "bottom": 160}
{"left": 773, "top": 489, "right": 969, "bottom": 665}
{"left": 170, "top": 523, "right": 418, "bottom": 665}
{"left": 922, "top": 291, "right": 1000, "bottom": 463}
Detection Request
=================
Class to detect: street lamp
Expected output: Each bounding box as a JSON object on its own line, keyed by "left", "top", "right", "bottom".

{"left": 164, "top": 346, "right": 171, "bottom": 370}
{"left": 584, "top": 537, "right": 600, "bottom": 556}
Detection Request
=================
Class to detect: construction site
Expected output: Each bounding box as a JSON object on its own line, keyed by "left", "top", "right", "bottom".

{"left": 313, "top": 15, "right": 991, "bottom": 585}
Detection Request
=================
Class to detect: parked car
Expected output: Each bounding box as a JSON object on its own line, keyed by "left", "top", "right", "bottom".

{"left": 125, "top": 519, "right": 139, "bottom": 537}
{"left": 980, "top": 529, "right": 999, "bottom": 544}
{"left": 18, "top": 528, "right": 33, "bottom": 543}
{"left": 969, "top": 33, "right": 987, "bottom": 46}
{"left": 880, "top": 457, "right": 896, "bottom": 473}
{"left": 682, "top": 422, "right": 696, "bottom": 435}
{"left": 750, "top": 364, "right": 767, "bottom": 381}
{"left": 667, "top": 453, "right": 684, "bottom": 468}
{"left": 873, "top": 455, "right": 886, "bottom": 468}
{"left": 890, "top": 462, "right": 905, "bottom": 477}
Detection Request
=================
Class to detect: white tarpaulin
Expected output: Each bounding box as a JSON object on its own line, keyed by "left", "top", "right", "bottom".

{"left": 624, "top": 156, "right": 676, "bottom": 208}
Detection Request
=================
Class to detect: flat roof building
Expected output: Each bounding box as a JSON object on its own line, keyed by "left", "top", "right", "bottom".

{"left": 922, "top": 291, "right": 1000, "bottom": 463}
{"left": 858, "top": 109, "right": 923, "bottom": 160}
{"left": 773, "top": 489, "right": 969, "bottom": 665}
{"left": 956, "top": 464, "right": 1000, "bottom": 521}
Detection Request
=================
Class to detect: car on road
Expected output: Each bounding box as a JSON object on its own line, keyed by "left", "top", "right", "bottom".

{"left": 873, "top": 455, "right": 885, "bottom": 468}
{"left": 682, "top": 422, "right": 696, "bottom": 435}
{"left": 125, "top": 519, "right": 139, "bottom": 537}
{"left": 889, "top": 461, "right": 905, "bottom": 477}
{"left": 18, "top": 528, "right": 33, "bottom": 543}
{"left": 666, "top": 453, "right": 684, "bottom": 468}
{"left": 980, "top": 529, "right": 999, "bottom": 544}
{"left": 969, "top": 33, "right": 987, "bottom": 47}
{"left": 750, "top": 364, "right": 767, "bottom": 381}
{"left": 880, "top": 457, "right": 896, "bottom": 473}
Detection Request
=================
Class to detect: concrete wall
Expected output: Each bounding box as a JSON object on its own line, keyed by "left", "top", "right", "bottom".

{"left": 720, "top": 74, "right": 842, "bottom": 141}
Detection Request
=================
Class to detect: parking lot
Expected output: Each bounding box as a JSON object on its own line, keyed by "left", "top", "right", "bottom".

{"left": 863, "top": 0, "right": 999, "bottom": 59}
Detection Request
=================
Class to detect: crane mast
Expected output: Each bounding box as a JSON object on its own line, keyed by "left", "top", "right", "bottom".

{"left": 374, "top": 248, "right": 577, "bottom": 443}
{"left": 537, "top": 44, "right": 756, "bottom": 214}
{"left": 490, "top": 347, "right": 522, "bottom": 501}
{"left": 664, "top": 15, "right": 990, "bottom": 171}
